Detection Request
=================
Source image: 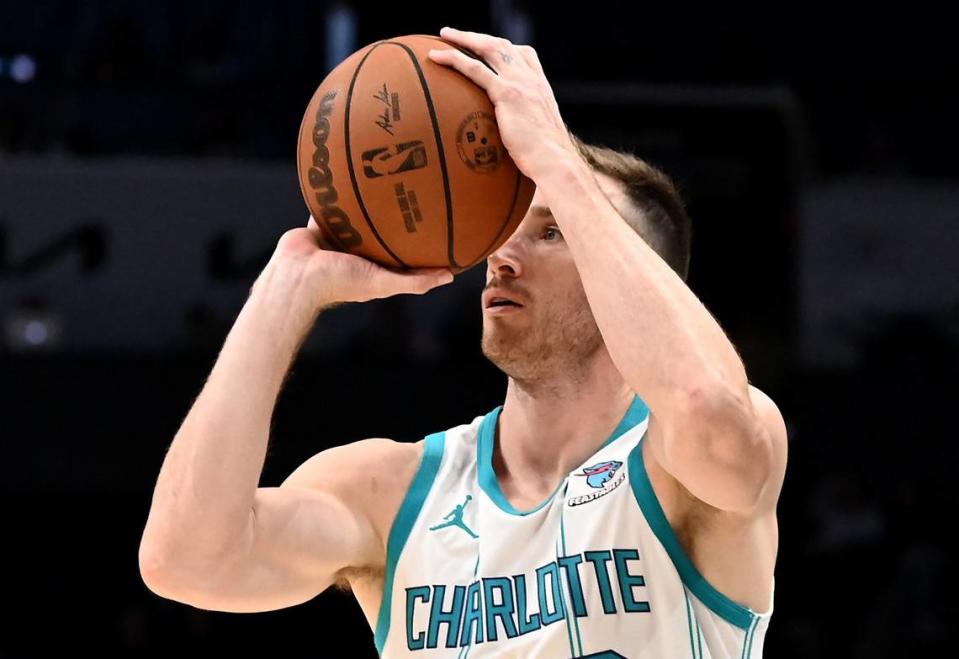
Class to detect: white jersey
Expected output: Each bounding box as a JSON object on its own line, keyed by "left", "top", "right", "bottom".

{"left": 373, "top": 396, "right": 774, "bottom": 658}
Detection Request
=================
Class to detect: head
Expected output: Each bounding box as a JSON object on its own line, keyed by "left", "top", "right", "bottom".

{"left": 481, "top": 138, "right": 692, "bottom": 386}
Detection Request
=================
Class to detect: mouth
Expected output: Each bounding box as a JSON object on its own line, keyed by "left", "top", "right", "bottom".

{"left": 483, "top": 285, "right": 527, "bottom": 315}
{"left": 483, "top": 293, "right": 525, "bottom": 315}
{"left": 487, "top": 297, "right": 523, "bottom": 309}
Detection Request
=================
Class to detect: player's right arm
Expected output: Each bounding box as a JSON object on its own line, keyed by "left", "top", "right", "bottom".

{"left": 138, "top": 218, "right": 451, "bottom": 612}
{"left": 143, "top": 437, "right": 421, "bottom": 612}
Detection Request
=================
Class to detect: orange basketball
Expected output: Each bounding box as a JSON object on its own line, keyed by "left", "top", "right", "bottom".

{"left": 296, "top": 34, "right": 534, "bottom": 272}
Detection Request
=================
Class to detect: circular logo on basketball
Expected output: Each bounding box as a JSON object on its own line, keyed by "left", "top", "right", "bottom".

{"left": 456, "top": 112, "right": 503, "bottom": 173}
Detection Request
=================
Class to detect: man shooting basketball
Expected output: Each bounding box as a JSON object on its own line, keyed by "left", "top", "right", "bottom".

{"left": 140, "top": 27, "right": 786, "bottom": 658}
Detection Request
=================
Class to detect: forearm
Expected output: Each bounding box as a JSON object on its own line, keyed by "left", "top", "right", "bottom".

{"left": 140, "top": 258, "right": 326, "bottom": 568}
{"left": 538, "top": 155, "right": 749, "bottom": 415}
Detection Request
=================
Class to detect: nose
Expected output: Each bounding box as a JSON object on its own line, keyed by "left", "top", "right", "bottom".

{"left": 487, "top": 234, "right": 524, "bottom": 279}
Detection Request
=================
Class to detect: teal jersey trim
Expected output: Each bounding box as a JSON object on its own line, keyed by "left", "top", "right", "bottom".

{"left": 627, "top": 436, "right": 758, "bottom": 631}
{"left": 598, "top": 395, "right": 650, "bottom": 451}
{"left": 477, "top": 395, "right": 649, "bottom": 516}
{"left": 374, "top": 432, "right": 446, "bottom": 655}
{"left": 477, "top": 406, "right": 560, "bottom": 515}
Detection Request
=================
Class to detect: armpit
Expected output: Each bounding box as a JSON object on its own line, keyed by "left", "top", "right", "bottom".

{"left": 334, "top": 563, "right": 385, "bottom": 593}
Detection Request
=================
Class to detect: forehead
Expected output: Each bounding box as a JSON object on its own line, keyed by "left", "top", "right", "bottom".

{"left": 528, "top": 171, "right": 629, "bottom": 216}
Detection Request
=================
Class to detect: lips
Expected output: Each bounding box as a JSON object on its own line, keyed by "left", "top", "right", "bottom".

{"left": 483, "top": 289, "right": 525, "bottom": 309}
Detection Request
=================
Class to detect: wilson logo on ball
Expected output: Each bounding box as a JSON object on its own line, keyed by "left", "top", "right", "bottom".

{"left": 308, "top": 91, "right": 362, "bottom": 248}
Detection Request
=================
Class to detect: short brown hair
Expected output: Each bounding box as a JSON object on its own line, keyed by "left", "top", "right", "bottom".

{"left": 571, "top": 135, "right": 692, "bottom": 281}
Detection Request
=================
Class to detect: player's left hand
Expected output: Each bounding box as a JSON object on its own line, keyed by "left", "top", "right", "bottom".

{"left": 428, "top": 27, "right": 578, "bottom": 181}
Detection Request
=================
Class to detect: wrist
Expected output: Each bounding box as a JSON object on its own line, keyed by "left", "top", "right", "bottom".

{"left": 259, "top": 250, "right": 339, "bottom": 306}
{"left": 527, "top": 139, "right": 588, "bottom": 184}
{"left": 531, "top": 146, "right": 595, "bottom": 207}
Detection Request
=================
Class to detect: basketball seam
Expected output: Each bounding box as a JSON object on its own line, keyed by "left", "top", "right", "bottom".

{"left": 424, "top": 35, "right": 522, "bottom": 271}
{"left": 345, "top": 43, "right": 409, "bottom": 268}
{"left": 385, "top": 41, "right": 459, "bottom": 270}
{"left": 465, "top": 170, "right": 523, "bottom": 270}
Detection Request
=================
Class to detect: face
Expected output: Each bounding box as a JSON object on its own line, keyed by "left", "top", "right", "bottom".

{"left": 481, "top": 173, "right": 629, "bottom": 383}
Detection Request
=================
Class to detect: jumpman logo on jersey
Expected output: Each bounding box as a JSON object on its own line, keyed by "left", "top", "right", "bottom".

{"left": 428, "top": 494, "right": 478, "bottom": 539}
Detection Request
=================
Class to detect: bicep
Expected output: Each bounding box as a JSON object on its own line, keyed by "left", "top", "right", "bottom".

{"left": 148, "top": 483, "right": 372, "bottom": 613}
{"left": 147, "top": 441, "right": 396, "bottom": 613}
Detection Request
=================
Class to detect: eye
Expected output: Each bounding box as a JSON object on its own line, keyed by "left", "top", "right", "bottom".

{"left": 543, "top": 226, "right": 562, "bottom": 242}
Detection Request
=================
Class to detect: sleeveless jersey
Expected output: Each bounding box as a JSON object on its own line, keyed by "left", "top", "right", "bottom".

{"left": 373, "top": 396, "right": 774, "bottom": 658}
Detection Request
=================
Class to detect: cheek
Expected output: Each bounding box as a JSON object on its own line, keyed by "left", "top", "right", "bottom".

{"left": 542, "top": 277, "right": 589, "bottom": 318}
{"left": 562, "top": 285, "right": 587, "bottom": 308}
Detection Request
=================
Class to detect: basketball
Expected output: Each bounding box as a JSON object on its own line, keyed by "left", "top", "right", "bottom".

{"left": 296, "top": 34, "right": 534, "bottom": 272}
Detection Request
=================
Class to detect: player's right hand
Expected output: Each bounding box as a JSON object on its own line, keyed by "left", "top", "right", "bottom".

{"left": 267, "top": 215, "right": 454, "bottom": 305}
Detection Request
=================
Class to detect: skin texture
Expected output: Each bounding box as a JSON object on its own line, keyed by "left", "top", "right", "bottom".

{"left": 139, "top": 27, "right": 787, "bottom": 631}
{"left": 433, "top": 26, "right": 787, "bottom": 611}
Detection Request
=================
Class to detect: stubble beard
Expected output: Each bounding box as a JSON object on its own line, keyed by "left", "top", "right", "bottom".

{"left": 481, "top": 300, "right": 604, "bottom": 387}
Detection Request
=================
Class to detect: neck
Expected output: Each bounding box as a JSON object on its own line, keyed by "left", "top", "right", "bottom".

{"left": 494, "top": 347, "right": 635, "bottom": 504}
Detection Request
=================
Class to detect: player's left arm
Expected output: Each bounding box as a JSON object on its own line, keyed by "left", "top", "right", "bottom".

{"left": 431, "top": 28, "right": 787, "bottom": 514}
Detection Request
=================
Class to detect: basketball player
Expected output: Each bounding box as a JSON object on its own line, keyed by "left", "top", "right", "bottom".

{"left": 139, "top": 27, "right": 787, "bottom": 658}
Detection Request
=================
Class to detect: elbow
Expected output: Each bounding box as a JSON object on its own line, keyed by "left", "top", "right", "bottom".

{"left": 137, "top": 537, "right": 204, "bottom": 600}
{"left": 138, "top": 545, "right": 218, "bottom": 605}
{"left": 138, "top": 536, "right": 187, "bottom": 598}
{"left": 138, "top": 513, "right": 250, "bottom": 588}
{"left": 138, "top": 527, "right": 249, "bottom": 604}
{"left": 139, "top": 546, "right": 176, "bottom": 598}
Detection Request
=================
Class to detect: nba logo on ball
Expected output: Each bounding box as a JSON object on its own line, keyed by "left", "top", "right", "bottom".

{"left": 456, "top": 111, "right": 502, "bottom": 173}
{"left": 360, "top": 141, "right": 429, "bottom": 179}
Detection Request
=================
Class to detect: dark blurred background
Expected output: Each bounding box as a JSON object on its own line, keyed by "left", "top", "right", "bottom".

{"left": 2, "top": 0, "right": 957, "bottom": 656}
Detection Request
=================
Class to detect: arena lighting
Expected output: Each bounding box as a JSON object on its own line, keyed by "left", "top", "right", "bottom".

{"left": 325, "top": 4, "right": 357, "bottom": 74}
{"left": 4, "top": 301, "right": 62, "bottom": 352}
{"left": 23, "top": 320, "right": 48, "bottom": 346}
{"left": 2, "top": 54, "right": 37, "bottom": 84}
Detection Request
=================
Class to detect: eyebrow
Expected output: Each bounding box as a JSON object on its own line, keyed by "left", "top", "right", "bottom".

{"left": 529, "top": 205, "right": 553, "bottom": 218}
